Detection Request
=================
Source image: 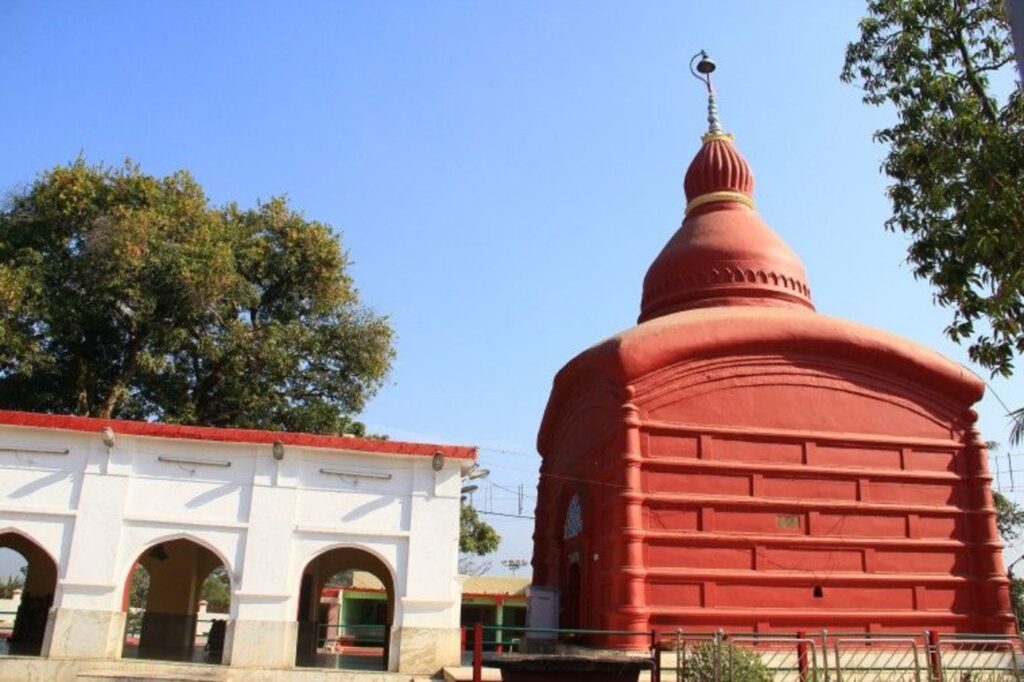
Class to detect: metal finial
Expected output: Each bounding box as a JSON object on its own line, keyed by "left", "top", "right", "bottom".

{"left": 689, "top": 50, "right": 723, "bottom": 137}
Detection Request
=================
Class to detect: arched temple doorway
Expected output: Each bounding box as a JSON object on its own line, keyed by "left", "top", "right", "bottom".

{"left": 562, "top": 561, "right": 581, "bottom": 631}
{"left": 0, "top": 532, "right": 57, "bottom": 656}
{"left": 558, "top": 492, "right": 585, "bottom": 630}
{"left": 121, "top": 538, "right": 231, "bottom": 664}
{"left": 295, "top": 546, "right": 395, "bottom": 672}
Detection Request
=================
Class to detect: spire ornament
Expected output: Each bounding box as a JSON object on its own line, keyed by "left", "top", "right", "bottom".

{"left": 689, "top": 50, "right": 730, "bottom": 142}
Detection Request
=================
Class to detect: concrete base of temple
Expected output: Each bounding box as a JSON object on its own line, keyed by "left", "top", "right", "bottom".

{"left": 42, "top": 608, "right": 126, "bottom": 659}
{"left": 393, "top": 626, "right": 461, "bottom": 674}
{"left": 224, "top": 619, "right": 297, "bottom": 668}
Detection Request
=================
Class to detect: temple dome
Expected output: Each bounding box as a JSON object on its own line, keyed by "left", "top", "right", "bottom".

{"left": 639, "top": 133, "right": 814, "bottom": 322}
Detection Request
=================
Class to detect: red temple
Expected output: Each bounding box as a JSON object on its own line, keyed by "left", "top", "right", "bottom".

{"left": 531, "top": 122, "right": 1014, "bottom": 636}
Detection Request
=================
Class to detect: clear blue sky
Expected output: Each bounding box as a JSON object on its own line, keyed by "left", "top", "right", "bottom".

{"left": 1, "top": 1, "right": 1021, "bottom": 577}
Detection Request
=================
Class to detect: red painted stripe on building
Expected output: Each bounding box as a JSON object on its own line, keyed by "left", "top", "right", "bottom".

{"left": 0, "top": 409, "right": 477, "bottom": 460}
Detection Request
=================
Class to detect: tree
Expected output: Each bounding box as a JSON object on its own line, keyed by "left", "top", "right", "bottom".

{"left": 0, "top": 159, "right": 394, "bottom": 435}
{"left": 460, "top": 503, "right": 500, "bottom": 558}
{"left": 996, "top": 490, "right": 1024, "bottom": 541}
{"left": 0, "top": 574, "right": 24, "bottom": 599}
{"left": 994, "top": 490, "right": 1024, "bottom": 626}
{"left": 201, "top": 567, "right": 231, "bottom": 613}
{"left": 842, "top": 0, "right": 1024, "bottom": 442}
{"left": 125, "top": 565, "right": 149, "bottom": 635}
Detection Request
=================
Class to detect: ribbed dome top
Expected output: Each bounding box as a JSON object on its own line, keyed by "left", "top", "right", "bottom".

{"left": 683, "top": 134, "right": 754, "bottom": 200}
{"left": 639, "top": 134, "right": 814, "bottom": 322}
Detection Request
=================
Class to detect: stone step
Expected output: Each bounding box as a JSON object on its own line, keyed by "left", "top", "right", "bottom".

{"left": 78, "top": 671, "right": 218, "bottom": 675}
{"left": 441, "top": 666, "right": 501, "bottom": 682}
{"left": 77, "top": 663, "right": 224, "bottom": 682}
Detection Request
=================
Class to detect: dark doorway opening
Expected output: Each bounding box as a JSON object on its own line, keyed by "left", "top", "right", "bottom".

{"left": 0, "top": 532, "right": 56, "bottom": 657}
{"left": 561, "top": 561, "right": 581, "bottom": 630}
{"left": 121, "top": 538, "right": 230, "bottom": 664}
{"left": 295, "top": 548, "right": 394, "bottom": 672}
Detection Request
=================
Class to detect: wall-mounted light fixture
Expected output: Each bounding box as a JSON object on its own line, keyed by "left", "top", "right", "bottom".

{"left": 101, "top": 427, "right": 115, "bottom": 449}
{"left": 432, "top": 451, "right": 445, "bottom": 472}
{"left": 272, "top": 440, "right": 285, "bottom": 461}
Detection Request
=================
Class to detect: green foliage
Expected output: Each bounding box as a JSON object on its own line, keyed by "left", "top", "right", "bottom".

{"left": 842, "top": 1, "right": 1024, "bottom": 384}
{"left": 680, "top": 641, "right": 772, "bottom": 682}
{"left": 1011, "top": 574, "right": 1024, "bottom": 628}
{"left": 995, "top": 490, "right": 1024, "bottom": 626}
{"left": 0, "top": 159, "right": 394, "bottom": 434}
{"left": 325, "top": 569, "right": 354, "bottom": 588}
{"left": 995, "top": 491, "right": 1024, "bottom": 541}
{"left": 128, "top": 565, "right": 149, "bottom": 609}
{"left": 201, "top": 567, "right": 231, "bottom": 613}
{"left": 125, "top": 565, "right": 149, "bottom": 634}
{"left": 459, "top": 503, "right": 501, "bottom": 556}
{"left": 0, "top": 574, "right": 24, "bottom": 599}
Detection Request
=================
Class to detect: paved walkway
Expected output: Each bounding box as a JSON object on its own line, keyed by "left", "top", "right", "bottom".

{"left": 0, "top": 656, "right": 436, "bottom": 681}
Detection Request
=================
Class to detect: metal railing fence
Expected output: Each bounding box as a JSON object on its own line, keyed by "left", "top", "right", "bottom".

{"left": 469, "top": 623, "right": 661, "bottom": 682}
{"left": 467, "top": 626, "right": 1023, "bottom": 682}
{"left": 935, "top": 634, "right": 1022, "bottom": 681}
{"left": 315, "top": 622, "right": 387, "bottom": 651}
{"left": 654, "top": 629, "right": 1023, "bottom": 682}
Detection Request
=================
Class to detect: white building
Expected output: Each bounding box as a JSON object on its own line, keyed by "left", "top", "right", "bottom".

{"left": 0, "top": 409, "right": 473, "bottom": 676}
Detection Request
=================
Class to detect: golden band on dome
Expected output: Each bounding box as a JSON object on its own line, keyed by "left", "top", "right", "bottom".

{"left": 685, "top": 190, "right": 755, "bottom": 215}
{"left": 700, "top": 131, "right": 734, "bottom": 144}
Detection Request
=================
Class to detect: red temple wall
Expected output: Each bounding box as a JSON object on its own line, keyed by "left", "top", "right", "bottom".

{"left": 533, "top": 350, "right": 1014, "bottom": 636}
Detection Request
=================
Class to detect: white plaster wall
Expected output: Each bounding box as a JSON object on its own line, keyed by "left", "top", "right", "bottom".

{"left": 0, "top": 422, "right": 468, "bottom": 665}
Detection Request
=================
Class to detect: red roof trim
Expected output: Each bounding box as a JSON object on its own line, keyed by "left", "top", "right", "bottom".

{"left": 0, "top": 410, "right": 477, "bottom": 460}
{"left": 461, "top": 592, "right": 528, "bottom": 601}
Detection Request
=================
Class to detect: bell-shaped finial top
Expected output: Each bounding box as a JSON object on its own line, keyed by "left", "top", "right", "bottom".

{"left": 690, "top": 50, "right": 725, "bottom": 140}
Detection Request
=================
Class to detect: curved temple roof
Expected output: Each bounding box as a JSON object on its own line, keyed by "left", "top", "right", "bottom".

{"left": 540, "top": 124, "right": 983, "bottom": 453}
{"left": 640, "top": 133, "right": 813, "bottom": 321}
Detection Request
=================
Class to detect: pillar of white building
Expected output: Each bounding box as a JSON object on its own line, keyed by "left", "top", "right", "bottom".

{"left": 223, "top": 457, "right": 300, "bottom": 669}
{"left": 390, "top": 463, "right": 463, "bottom": 675}
{"left": 43, "top": 442, "right": 131, "bottom": 660}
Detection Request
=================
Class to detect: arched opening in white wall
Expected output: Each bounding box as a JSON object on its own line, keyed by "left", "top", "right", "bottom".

{"left": 295, "top": 547, "right": 395, "bottom": 672}
{"left": 0, "top": 532, "right": 56, "bottom": 656}
{"left": 121, "top": 538, "right": 231, "bottom": 665}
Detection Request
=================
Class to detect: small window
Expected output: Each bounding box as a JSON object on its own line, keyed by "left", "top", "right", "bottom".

{"left": 813, "top": 586, "right": 824, "bottom": 598}
{"left": 563, "top": 494, "right": 582, "bottom": 539}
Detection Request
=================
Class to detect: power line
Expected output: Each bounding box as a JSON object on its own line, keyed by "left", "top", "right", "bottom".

{"left": 477, "top": 510, "right": 535, "bottom": 520}
{"left": 478, "top": 445, "right": 539, "bottom": 460}
{"left": 490, "top": 480, "right": 537, "bottom": 499}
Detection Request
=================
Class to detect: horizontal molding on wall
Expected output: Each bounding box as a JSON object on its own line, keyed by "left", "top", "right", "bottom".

{"left": 643, "top": 566, "right": 973, "bottom": 586}
{"left": 293, "top": 524, "right": 409, "bottom": 539}
{"left": 642, "top": 491, "right": 966, "bottom": 515}
{"left": 641, "top": 529, "right": 966, "bottom": 550}
{"left": 641, "top": 456, "right": 959, "bottom": 484}
{"left": 0, "top": 506, "right": 77, "bottom": 518}
{"left": 641, "top": 419, "right": 960, "bottom": 450}
{"left": 122, "top": 514, "right": 248, "bottom": 530}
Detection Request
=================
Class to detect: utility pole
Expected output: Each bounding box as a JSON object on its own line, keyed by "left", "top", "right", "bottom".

{"left": 501, "top": 559, "right": 529, "bottom": 577}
